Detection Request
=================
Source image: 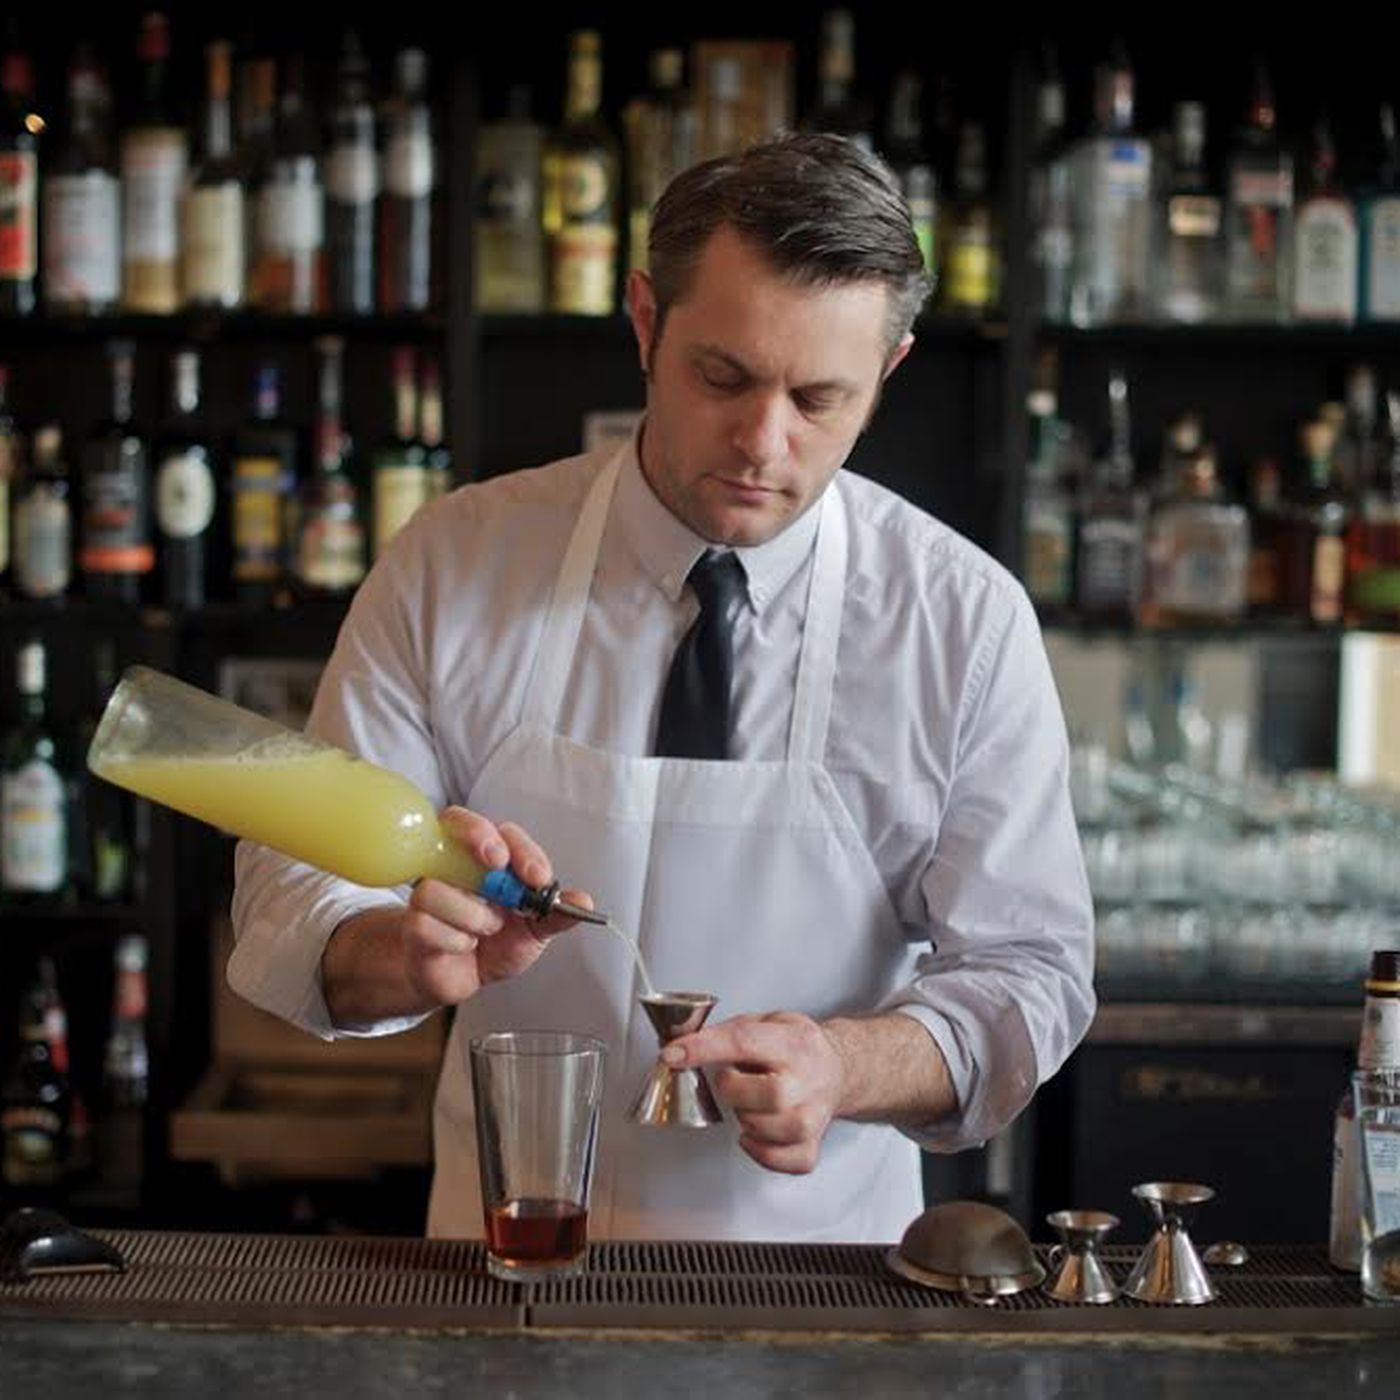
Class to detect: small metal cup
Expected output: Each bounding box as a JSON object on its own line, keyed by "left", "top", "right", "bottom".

{"left": 628, "top": 993, "right": 723, "bottom": 1129}
{"left": 1044, "top": 1209, "right": 1120, "bottom": 1304}
{"left": 1124, "top": 1181, "right": 1217, "bottom": 1305}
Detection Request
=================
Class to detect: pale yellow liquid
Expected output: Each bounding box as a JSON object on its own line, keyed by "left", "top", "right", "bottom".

{"left": 94, "top": 747, "right": 484, "bottom": 889}
{"left": 605, "top": 918, "right": 657, "bottom": 999}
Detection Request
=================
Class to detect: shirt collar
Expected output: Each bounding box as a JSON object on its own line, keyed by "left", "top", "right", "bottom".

{"left": 612, "top": 428, "right": 824, "bottom": 615}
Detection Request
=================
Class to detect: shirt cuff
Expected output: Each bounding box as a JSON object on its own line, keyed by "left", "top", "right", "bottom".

{"left": 226, "top": 890, "right": 431, "bottom": 1042}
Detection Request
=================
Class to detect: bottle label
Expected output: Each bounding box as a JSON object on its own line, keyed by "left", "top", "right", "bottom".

{"left": 1023, "top": 503, "right": 1072, "bottom": 606}
{"left": 299, "top": 514, "right": 365, "bottom": 590}
{"left": 1311, "top": 534, "right": 1345, "bottom": 622}
{"left": 1, "top": 1105, "right": 63, "bottom": 1183}
{"left": 1077, "top": 518, "right": 1142, "bottom": 611}
{"left": 1104, "top": 140, "right": 1150, "bottom": 198}
{"left": 0, "top": 150, "right": 38, "bottom": 280}
{"left": 373, "top": 464, "right": 433, "bottom": 557}
{"left": 13, "top": 489, "right": 72, "bottom": 598}
{"left": 182, "top": 184, "right": 245, "bottom": 304}
{"left": 946, "top": 234, "right": 993, "bottom": 310}
{"left": 259, "top": 177, "right": 323, "bottom": 254}
{"left": 156, "top": 451, "right": 216, "bottom": 539}
{"left": 384, "top": 130, "right": 434, "bottom": 200}
{"left": 551, "top": 224, "right": 616, "bottom": 314}
{"left": 327, "top": 144, "right": 379, "bottom": 206}
{"left": 42, "top": 170, "right": 120, "bottom": 304}
{"left": 559, "top": 155, "right": 609, "bottom": 220}
{"left": 1233, "top": 169, "right": 1293, "bottom": 209}
{"left": 232, "top": 456, "right": 284, "bottom": 582}
{"left": 1360, "top": 1114, "right": 1400, "bottom": 1238}
{"left": 81, "top": 449, "right": 154, "bottom": 574}
{"left": 1359, "top": 997, "right": 1400, "bottom": 1070}
{"left": 121, "top": 129, "right": 187, "bottom": 262}
{"left": 1295, "top": 199, "right": 1358, "bottom": 320}
{"left": 1146, "top": 511, "right": 1248, "bottom": 616}
{"left": 2, "top": 760, "right": 67, "bottom": 892}
{"left": 1168, "top": 194, "right": 1222, "bottom": 240}
{"left": 1365, "top": 196, "right": 1400, "bottom": 320}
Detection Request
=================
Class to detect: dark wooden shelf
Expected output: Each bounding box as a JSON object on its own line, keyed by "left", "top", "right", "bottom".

{"left": 1040, "top": 321, "right": 1400, "bottom": 351}
{"left": 0, "top": 310, "right": 445, "bottom": 344}
{"left": 0, "top": 902, "right": 146, "bottom": 928}
{"left": 1038, "top": 615, "right": 1362, "bottom": 643}
{"left": 0, "top": 597, "right": 351, "bottom": 633}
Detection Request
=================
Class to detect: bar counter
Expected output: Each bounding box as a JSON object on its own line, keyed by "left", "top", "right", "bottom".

{"left": 3, "top": 1229, "right": 1398, "bottom": 1398}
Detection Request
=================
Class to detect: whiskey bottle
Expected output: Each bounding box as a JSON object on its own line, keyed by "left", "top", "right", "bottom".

{"left": 378, "top": 48, "right": 434, "bottom": 313}
{"left": 295, "top": 336, "right": 364, "bottom": 595}
{"left": 1075, "top": 368, "right": 1146, "bottom": 620}
{"left": 545, "top": 32, "right": 619, "bottom": 316}
{"left": 1276, "top": 418, "right": 1349, "bottom": 625}
{"left": 1, "top": 960, "right": 71, "bottom": 1191}
{"left": 181, "top": 40, "right": 244, "bottom": 309}
{"left": 1346, "top": 390, "right": 1400, "bottom": 625}
{"left": 1, "top": 643, "right": 69, "bottom": 901}
{"left": 624, "top": 50, "right": 696, "bottom": 275}
{"left": 0, "top": 26, "right": 39, "bottom": 317}
{"left": 371, "top": 345, "right": 430, "bottom": 558}
{"left": 325, "top": 30, "right": 378, "bottom": 315}
{"left": 229, "top": 362, "right": 297, "bottom": 606}
{"left": 475, "top": 86, "right": 546, "bottom": 313}
{"left": 12, "top": 424, "right": 73, "bottom": 602}
{"left": 1225, "top": 62, "right": 1293, "bottom": 322}
{"left": 154, "top": 349, "right": 216, "bottom": 610}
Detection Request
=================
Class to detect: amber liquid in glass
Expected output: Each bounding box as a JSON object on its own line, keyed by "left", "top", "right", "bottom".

{"left": 486, "top": 1197, "right": 587, "bottom": 1267}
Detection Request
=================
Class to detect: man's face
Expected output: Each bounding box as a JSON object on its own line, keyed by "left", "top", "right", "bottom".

{"left": 627, "top": 226, "right": 912, "bottom": 547}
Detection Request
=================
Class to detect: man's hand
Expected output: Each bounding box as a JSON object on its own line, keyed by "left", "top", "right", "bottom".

{"left": 662, "top": 1012, "right": 848, "bottom": 1174}
{"left": 323, "top": 806, "right": 592, "bottom": 1026}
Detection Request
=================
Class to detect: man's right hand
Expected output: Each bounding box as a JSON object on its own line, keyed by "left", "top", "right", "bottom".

{"left": 322, "top": 806, "right": 593, "bottom": 1026}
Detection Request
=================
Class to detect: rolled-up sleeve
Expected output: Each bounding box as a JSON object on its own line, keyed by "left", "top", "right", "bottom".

{"left": 882, "top": 588, "right": 1095, "bottom": 1150}
{"left": 228, "top": 520, "right": 452, "bottom": 1041}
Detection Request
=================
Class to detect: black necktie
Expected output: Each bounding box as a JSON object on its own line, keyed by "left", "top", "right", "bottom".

{"left": 654, "top": 551, "right": 747, "bottom": 759}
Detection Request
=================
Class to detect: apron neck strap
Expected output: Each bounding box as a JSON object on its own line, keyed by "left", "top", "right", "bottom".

{"left": 520, "top": 451, "right": 623, "bottom": 732}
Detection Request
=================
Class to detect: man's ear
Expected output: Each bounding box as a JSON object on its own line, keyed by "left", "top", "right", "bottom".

{"left": 626, "top": 269, "right": 657, "bottom": 376}
{"left": 882, "top": 332, "right": 915, "bottom": 381}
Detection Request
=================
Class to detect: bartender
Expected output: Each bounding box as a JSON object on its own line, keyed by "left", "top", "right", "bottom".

{"left": 230, "top": 132, "right": 1094, "bottom": 1242}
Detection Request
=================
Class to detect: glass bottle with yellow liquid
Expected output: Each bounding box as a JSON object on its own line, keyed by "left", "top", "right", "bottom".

{"left": 87, "top": 665, "right": 604, "bottom": 926}
{"left": 544, "top": 31, "right": 619, "bottom": 316}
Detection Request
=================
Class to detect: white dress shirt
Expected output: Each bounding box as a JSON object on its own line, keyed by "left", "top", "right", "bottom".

{"left": 231, "top": 441, "right": 1096, "bottom": 1151}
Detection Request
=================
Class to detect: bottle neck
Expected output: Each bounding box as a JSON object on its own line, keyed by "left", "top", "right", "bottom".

{"left": 566, "top": 53, "right": 602, "bottom": 122}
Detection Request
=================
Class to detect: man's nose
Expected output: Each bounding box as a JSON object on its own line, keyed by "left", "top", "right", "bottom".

{"left": 731, "top": 392, "right": 788, "bottom": 467}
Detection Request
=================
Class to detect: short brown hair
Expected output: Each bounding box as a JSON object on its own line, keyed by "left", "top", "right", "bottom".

{"left": 647, "top": 132, "right": 932, "bottom": 354}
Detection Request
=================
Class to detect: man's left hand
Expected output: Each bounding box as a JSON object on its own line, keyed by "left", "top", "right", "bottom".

{"left": 662, "top": 1012, "right": 848, "bottom": 1174}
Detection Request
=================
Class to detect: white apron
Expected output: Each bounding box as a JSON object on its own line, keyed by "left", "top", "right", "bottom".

{"left": 426, "top": 451, "right": 925, "bottom": 1242}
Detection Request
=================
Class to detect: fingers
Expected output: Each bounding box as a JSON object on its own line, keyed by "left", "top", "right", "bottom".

{"left": 536, "top": 885, "right": 595, "bottom": 937}
{"left": 662, "top": 1014, "right": 793, "bottom": 1072}
{"left": 410, "top": 879, "right": 506, "bottom": 938}
{"left": 496, "top": 820, "right": 552, "bottom": 888}
{"left": 439, "top": 806, "right": 513, "bottom": 870}
{"left": 737, "top": 1134, "right": 820, "bottom": 1175}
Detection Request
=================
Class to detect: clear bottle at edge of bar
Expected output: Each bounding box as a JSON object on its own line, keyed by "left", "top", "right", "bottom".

{"left": 1068, "top": 40, "right": 1152, "bottom": 327}
{"left": 1152, "top": 101, "right": 1223, "bottom": 324}
{"left": 1224, "top": 62, "right": 1293, "bottom": 322}
{"left": 1329, "top": 949, "right": 1400, "bottom": 1271}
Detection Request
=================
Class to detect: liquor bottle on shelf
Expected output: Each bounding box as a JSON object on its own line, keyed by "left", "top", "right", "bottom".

{"left": 1245, "top": 455, "right": 1285, "bottom": 616}
{"left": 883, "top": 70, "right": 935, "bottom": 278}
{"left": 0, "top": 362, "right": 16, "bottom": 594}
{"left": 1075, "top": 367, "right": 1146, "bottom": 622}
{"left": 1276, "top": 417, "right": 1349, "bottom": 625}
{"left": 804, "top": 9, "right": 872, "bottom": 150}
{"left": 0, "top": 25, "right": 40, "bottom": 316}
{"left": 1346, "top": 390, "right": 1400, "bottom": 626}
{"left": 236, "top": 55, "right": 276, "bottom": 299}
{"left": 250, "top": 55, "right": 324, "bottom": 314}
{"left": 1, "top": 642, "right": 70, "bottom": 902}
{"left": 940, "top": 122, "right": 998, "bottom": 318}
{"left": 1140, "top": 441, "right": 1250, "bottom": 627}
{"left": 12, "top": 424, "right": 73, "bottom": 602}
{"left": 229, "top": 361, "right": 297, "bottom": 607}
{"left": 1224, "top": 62, "right": 1293, "bottom": 323}
{"left": 1293, "top": 113, "right": 1358, "bottom": 324}
{"left": 1021, "top": 374, "right": 1075, "bottom": 614}
{"left": 325, "top": 29, "right": 378, "bottom": 316}
{"left": 1329, "top": 949, "right": 1400, "bottom": 1271}
{"left": 1152, "top": 102, "right": 1223, "bottom": 324}
{"left": 1030, "top": 45, "right": 1072, "bottom": 323}
{"left": 99, "top": 933, "right": 149, "bottom": 1198}
{"left": 80, "top": 339, "right": 153, "bottom": 603}
{"left": 545, "top": 31, "right": 619, "bottom": 316}
{"left": 120, "top": 11, "right": 187, "bottom": 314}
{"left": 379, "top": 48, "right": 434, "bottom": 313}
{"left": 154, "top": 349, "right": 217, "bottom": 610}
{"left": 1333, "top": 364, "right": 1382, "bottom": 503}
{"left": 1360, "top": 103, "right": 1400, "bottom": 323}
{"left": 41, "top": 43, "right": 120, "bottom": 316}
{"left": 419, "top": 354, "right": 453, "bottom": 497}
{"left": 624, "top": 50, "right": 697, "bottom": 276}
{"left": 182, "top": 39, "right": 243, "bottom": 310}
{"left": 72, "top": 639, "right": 134, "bottom": 904}
{"left": 1, "top": 959, "right": 71, "bottom": 1192}
{"left": 1068, "top": 40, "right": 1151, "bottom": 326}
{"left": 294, "top": 336, "right": 364, "bottom": 595}
{"left": 475, "top": 86, "right": 546, "bottom": 313}
{"left": 371, "top": 345, "right": 430, "bottom": 559}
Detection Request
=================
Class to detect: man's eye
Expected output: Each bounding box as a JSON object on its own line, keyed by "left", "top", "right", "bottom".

{"left": 793, "top": 392, "right": 835, "bottom": 415}
{"left": 700, "top": 366, "right": 744, "bottom": 392}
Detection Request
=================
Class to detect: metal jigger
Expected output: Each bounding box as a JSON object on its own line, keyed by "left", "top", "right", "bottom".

{"left": 1044, "top": 1210, "right": 1120, "bottom": 1304}
{"left": 628, "top": 993, "right": 723, "bottom": 1129}
{"left": 1123, "top": 1182, "right": 1218, "bottom": 1305}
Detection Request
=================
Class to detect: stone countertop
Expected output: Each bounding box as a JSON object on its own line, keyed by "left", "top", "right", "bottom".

{"left": 2, "top": 1318, "right": 1399, "bottom": 1399}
